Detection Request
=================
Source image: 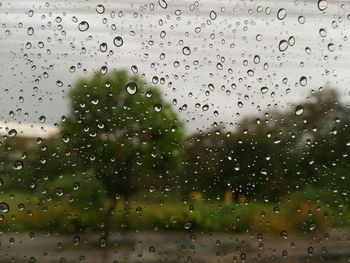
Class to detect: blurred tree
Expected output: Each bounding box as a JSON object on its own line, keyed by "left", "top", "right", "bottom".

{"left": 60, "top": 70, "right": 184, "bottom": 241}
{"left": 183, "top": 129, "right": 231, "bottom": 199}
{"left": 221, "top": 118, "right": 292, "bottom": 202}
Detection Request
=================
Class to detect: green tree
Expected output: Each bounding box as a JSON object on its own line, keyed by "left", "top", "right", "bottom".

{"left": 60, "top": 70, "right": 184, "bottom": 240}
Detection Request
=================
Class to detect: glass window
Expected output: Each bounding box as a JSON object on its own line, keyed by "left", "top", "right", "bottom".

{"left": 0, "top": 0, "right": 349, "bottom": 262}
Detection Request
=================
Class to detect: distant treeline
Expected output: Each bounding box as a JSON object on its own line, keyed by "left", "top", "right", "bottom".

{"left": 0, "top": 71, "right": 349, "bottom": 208}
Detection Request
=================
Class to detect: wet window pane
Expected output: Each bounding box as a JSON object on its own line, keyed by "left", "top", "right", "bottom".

{"left": 0, "top": 0, "right": 349, "bottom": 262}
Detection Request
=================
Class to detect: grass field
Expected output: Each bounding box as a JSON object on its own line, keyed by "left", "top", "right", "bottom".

{"left": 1, "top": 190, "right": 349, "bottom": 235}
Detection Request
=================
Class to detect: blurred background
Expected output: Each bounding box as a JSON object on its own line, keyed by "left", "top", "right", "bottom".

{"left": 0, "top": 0, "right": 349, "bottom": 262}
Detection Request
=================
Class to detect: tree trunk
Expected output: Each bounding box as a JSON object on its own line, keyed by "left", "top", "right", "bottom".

{"left": 103, "top": 196, "right": 117, "bottom": 244}
{"left": 122, "top": 195, "right": 130, "bottom": 232}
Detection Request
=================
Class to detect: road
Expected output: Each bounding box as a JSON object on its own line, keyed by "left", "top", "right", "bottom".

{"left": 1, "top": 228, "right": 349, "bottom": 262}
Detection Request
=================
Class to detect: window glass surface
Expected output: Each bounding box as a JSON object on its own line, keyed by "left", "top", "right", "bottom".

{"left": 0, "top": 0, "right": 349, "bottom": 262}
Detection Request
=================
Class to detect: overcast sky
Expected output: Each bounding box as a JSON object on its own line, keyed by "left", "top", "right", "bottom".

{"left": 1, "top": 0, "right": 350, "bottom": 136}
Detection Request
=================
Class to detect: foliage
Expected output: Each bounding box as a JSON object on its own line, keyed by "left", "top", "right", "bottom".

{"left": 60, "top": 70, "right": 185, "bottom": 199}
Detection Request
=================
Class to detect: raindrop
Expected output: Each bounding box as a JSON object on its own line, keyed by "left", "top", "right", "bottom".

{"left": 96, "top": 4, "right": 105, "bottom": 14}
{"left": 298, "top": 16, "right": 305, "bottom": 24}
{"left": 318, "top": 0, "right": 328, "bottom": 11}
{"left": 247, "top": 69, "right": 254, "bottom": 76}
{"left": 0, "top": 202, "right": 9, "bottom": 213}
{"left": 56, "top": 80, "right": 63, "bottom": 87}
{"left": 277, "top": 9, "right": 287, "bottom": 20}
{"left": 158, "top": 0, "right": 168, "bottom": 9}
{"left": 295, "top": 105, "right": 304, "bottom": 116}
{"left": 299, "top": 76, "right": 307, "bottom": 86}
{"left": 182, "top": 46, "right": 191, "bottom": 56}
{"left": 13, "top": 160, "right": 23, "bottom": 170}
{"left": 280, "top": 230, "right": 288, "bottom": 239}
{"left": 202, "top": 104, "right": 209, "bottom": 111}
{"left": 208, "top": 83, "right": 215, "bottom": 91}
{"left": 261, "top": 87, "right": 269, "bottom": 94}
{"left": 254, "top": 55, "right": 260, "bottom": 64}
{"left": 113, "top": 36, "right": 123, "bottom": 47}
{"left": 62, "top": 134, "right": 70, "bottom": 143}
{"left": 126, "top": 82, "right": 137, "bottom": 95}
{"left": 78, "top": 21, "right": 89, "bottom": 32}
{"left": 39, "top": 115, "right": 46, "bottom": 123}
{"left": 27, "top": 27, "right": 34, "bottom": 36}
{"left": 55, "top": 187, "right": 64, "bottom": 197}
{"left": 278, "top": 40, "right": 288, "bottom": 52}
{"left": 8, "top": 129, "right": 17, "bottom": 137}
{"left": 154, "top": 104, "right": 162, "bottom": 112}
{"left": 99, "top": 237, "right": 106, "bottom": 247}
{"left": 136, "top": 207, "right": 143, "bottom": 215}
{"left": 131, "top": 65, "right": 138, "bottom": 74}
{"left": 184, "top": 222, "right": 192, "bottom": 230}
{"left": 100, "top": 66, "right": 108, "bottom": 75}
{"left": 99, "top": 43, "right": 108, "bottom": 52}
{"left": 209, "top": 10, "right": 217, "bottom": 20}
{"left": 149, "top": 185, "right": 156, "bottom": 192}
{"left": 305, "top": 47, "right": 311, "bottom": 54}
{"left": 256, "top": 34, "right": 263, "bottom": 41}
{"left": 327, "top": 43, "right": 335, "bottom": 52}
{"left": 319, "top": 28, "right": 327, "bottom": 37}
{"left": 288, "top": 36, "right": 295, "bottom": 46}
{"left": 73, "top": 236, "right": 80, "bottom": 246}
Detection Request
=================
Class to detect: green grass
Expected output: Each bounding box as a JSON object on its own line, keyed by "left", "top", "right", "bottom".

{"left": 0, "top": 191, "right": 349, "bottom": 234}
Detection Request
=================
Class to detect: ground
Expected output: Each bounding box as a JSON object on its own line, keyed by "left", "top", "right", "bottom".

{"left": 1, "top": 229, "right": 349, "bottom": 262}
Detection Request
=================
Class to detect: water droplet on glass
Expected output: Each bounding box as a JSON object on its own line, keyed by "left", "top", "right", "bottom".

{"left": 99, "top": 237, "right": 106, "bottom": 247}
{"left": 319, "top": 28, "right": 327, "bottom": 37}
{"left": 288, "top": 36, "right": 295, "bottom": 46}
{"left": 62, "top": 134, "right": 70, "bottom": 143}
{"left": 184, "top": 222, "right": 192, "bottom": 229}
{"left": 149, "top": 185, "right": 156, "bottom": 192}
{"left": 305, "top": 47, "right": 312, "bottom": 54}
{"left": 113, "top": 36, "right": 123, "bottom": 47}
{"left": 131, "top": 65, "right": 138, "bottom": 74}
{"left": 99, "top": 43, "right": 108, "bottom": 52}
{"left": 39, "top": 115, "right": 46, "bottom": 123}
{"left": 154, "top": 104, "right": 162, "bottom": 112}
{"left": 13, "top": 160, "right": 23, "bottom": 170}
{"left": 299, "top": 76, "right": 307, "bottom": 86}
{"left": 158, "top": 0, "right": 168, "bottom": 9}
{"left": 27, "top": 27, "right": 34, "bottom": 36}
{"left": 256, "top": 34, "right": 263, "bottom": 41}
{"left": 295, "top": 105, "right": 304, "bottom": 116}
{"left": 73, "top": 236, "right": 80, "bottom": 246}
{"left": 100, "top": 66, "right": 108, "bottom": 75}
{"left": 261, "top": 87, "right": 269, "bottom": 94}
{"left": 254, "top": 55, "right": 260, "bottom": 64}
{"left": 78, "top": 21, "right": 89, "bottom": 32}
{"left": 55, "top": 187, "right": 64, "bottom": 197}
{"left": 8, "top": 129, "right": 17, "bottom": 137}
{"left": 277, "top": 8, "right": 287, "bottom": 20}
{"left": 126, "top": 82, "right": 137, "bottom": 95}
{"left": 56, "top": 80, "right": 63, "bottom": 87}
{"left": 136, "top": 207, "right": 143, "bottom": 215}
{"left": 318, "top": 0, "right": 328, "bottom": 11}
{"left": 278, "top": 40, "right": 288, "bottom": 52}
{"left": 96, "top": 4, "right": 105, "bottom": 14}
{"left": 209, "top": 10, "right": 217, "bottom": 20}
{"left": 182, "top": 46, "right": 191, "bottom": 55}
{"left": 0, "top": 202, "right": 10, "bottom": 213}
{"left": 327, "top": 43, "right": 335, "bottom": 52}
{"left": 280, "top": 230, "right": 288, "bottom": 239}
{"left": 298, "top": 16, "right": 305, "bottom": 24}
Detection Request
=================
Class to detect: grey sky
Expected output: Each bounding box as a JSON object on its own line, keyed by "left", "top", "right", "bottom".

{"left": 1, "top": 0, "right": 350, "bottom": 136}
